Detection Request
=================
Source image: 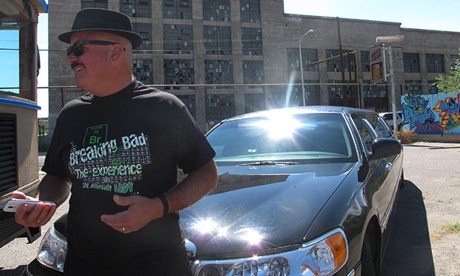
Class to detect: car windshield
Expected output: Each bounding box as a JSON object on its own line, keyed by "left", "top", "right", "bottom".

{"left": 207, "top": 112, "right": 357, "bottom": 164}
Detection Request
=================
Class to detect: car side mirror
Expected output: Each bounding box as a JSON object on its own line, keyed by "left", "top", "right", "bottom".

{"left": 369, "top": 138, "right": 402, "bottom": 161}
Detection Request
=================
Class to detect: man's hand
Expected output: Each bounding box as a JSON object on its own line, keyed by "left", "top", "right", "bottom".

{"left": 12, "top": 191, "right": 57, "bottom": 228}
{"left": 100, "top": 195, "right": 164, "bottom": 234}
{"left": 101, "top": 160, "right": 218, "bottom": 234}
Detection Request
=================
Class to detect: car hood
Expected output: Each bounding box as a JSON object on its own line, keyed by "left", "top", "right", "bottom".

{"left": 179, "top": 162, "right": 355, "bottom": 258}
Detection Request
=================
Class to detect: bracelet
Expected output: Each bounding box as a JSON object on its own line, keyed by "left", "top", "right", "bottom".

{"left": 158, "top": 194, "right": 169, "bottom": 217}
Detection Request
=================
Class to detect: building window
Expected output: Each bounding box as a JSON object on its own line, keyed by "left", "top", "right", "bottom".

{"left": 243, "top": 60, "right": 264, "bottom": 84}
{"left": 163, "top": 0, "right": 192, "bottom": 19}
{"left": 240, "top": 0, "right": 261, "bottom": 23}
{"left": 362, "top": 82, "right": 388, "bottom": 98}
{"left": 427, "top": 80, "right": 439, "bottom": 94}
{"left": 303, "top": 80, "right": 320, "bottom": 105}
{"left": 241, "top": 28, "right": 262, "bottom": 55}
{"left": 450, "top": 54, "right": 459, "bottom": 70}
{"left": 361, "top": 51, "right": 370, "bottom": 72}
{"left": 176, "top": 95, "right": 196, "bottom": 117}
{"left": 269, "top": 87, "right": 302, "bottom": 107}
{"left": 205, "top": 60, "right": 233, "bottom": 86}
{"left": 245, "top": 93, "right": 265, "bottom": 113}
{"left": 326, "top": 49, "right": 355, "bottom": 72}
{"left": 120, "top": 0, "right": 151, "bottom": 18}
{"left": 204, "top": 26, "right": 232, "bottom": 55}
{"left": 203, "top": 0, "right": 231, "bottom": 21}
{"left": 81, "top": 0, "right": 108, "bottom": 8}
{"left": 163, "top": 24, "right": 193, "bottom": 54}
{"left": 132, "top": 23, "right": 151, "bottom": 50}
{"left": 287, "top": 48, "right": 318, "bottom": 72}
{"left": 328, "top": 80, "right": 344, "bottom": 98}
{"left": 133, "top": 59, "right": 153, "bottom": 84}
{"left": 426, "top": 53, "right": 444, "bottom": 73}
{"left": 206, "top": 94, "right": 235, "bottom": 122}
{"left": 164, "top": 59, "right": 194, "bottom": 89}
{"left": 403, "top": 53, "right": 420, "bottom": 73}
{"left": 404, "top": 80, "right": 423, "bottom": 95}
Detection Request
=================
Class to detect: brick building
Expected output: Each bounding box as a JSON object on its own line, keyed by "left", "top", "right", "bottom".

{"left": 47, "top": 0, "right": 460, "bottom": 134}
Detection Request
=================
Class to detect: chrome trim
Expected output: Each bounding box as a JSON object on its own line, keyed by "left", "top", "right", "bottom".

{"left": 185, "top": 239, "right": 196, "bottom": 258}
{"left": 347, "top": 267, "right": 356, "bottom": 276}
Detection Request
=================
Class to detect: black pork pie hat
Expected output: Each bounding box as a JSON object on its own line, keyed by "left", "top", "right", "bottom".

{"left": 58, "top": 8, "right": 143, "bottom": 49}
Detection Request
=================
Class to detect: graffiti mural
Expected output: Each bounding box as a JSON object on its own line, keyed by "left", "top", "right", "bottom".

{"left": 401, "top": 92, "right": 460, "bottom": 135}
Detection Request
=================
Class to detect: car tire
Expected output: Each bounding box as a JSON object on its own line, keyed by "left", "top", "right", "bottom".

{"left": 361, "top": 235, "right": 380, "bottom": 276}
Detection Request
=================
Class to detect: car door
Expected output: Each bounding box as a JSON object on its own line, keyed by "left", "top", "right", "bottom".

{"left": 371, "top": 114, "right": 403, "bottom": 227}
{"left": 351, "top": 113, "right": 395, "bottom": 227}
{"left": 367, "top": 113, "right": 401, "bottom": 227}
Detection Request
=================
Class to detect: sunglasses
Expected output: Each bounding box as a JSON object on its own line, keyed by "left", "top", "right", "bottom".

{"left": 66, "top": 40, "right": 119, "bottom": 57}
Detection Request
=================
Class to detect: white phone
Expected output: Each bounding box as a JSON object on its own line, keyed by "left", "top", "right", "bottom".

{"left": 2, "top": 199, "right": 56, "bottom": 213}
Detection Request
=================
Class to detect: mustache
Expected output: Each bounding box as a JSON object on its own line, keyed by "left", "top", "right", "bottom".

{"left": 71, "top": 61, "right": 84, "bottom": 71}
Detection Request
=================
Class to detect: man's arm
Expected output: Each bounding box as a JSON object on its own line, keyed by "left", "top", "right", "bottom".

{"left": 164, "top": 159, "right": 218, "bottom": 214}
{"left": 101, "top": 159, "right": 218, "bottom": 233}
{"left": 35, "top": 174, "right": 72, "bottom": 206}
{"left": 13, "top": 174, "right": 71, "bottom": 227}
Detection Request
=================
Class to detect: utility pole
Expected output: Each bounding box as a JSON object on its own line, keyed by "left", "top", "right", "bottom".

{"left": 298, "top": 29, "right": 314, "bottom": 106}
{"left": 376, "top": 35, "right": 405, "bottom": 131}
{"left": 337, "top": 17, "right": 347, "bottom": 101}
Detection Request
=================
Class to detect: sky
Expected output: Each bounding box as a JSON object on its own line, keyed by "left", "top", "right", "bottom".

{"left": 37, "top": 14, "right": 48, "bottom": 118}
{"left": 0, "top": 31, "right": 20, "bottom": 93}
{"left": 29, "top": 0, "right": 460, "bottom": 117}
{"left": 284, "top": 0, "right": 460, "bottom": 32}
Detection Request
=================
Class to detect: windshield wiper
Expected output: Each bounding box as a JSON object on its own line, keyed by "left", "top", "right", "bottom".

{"left": 237, "top": 161, "right": 298, "bottom": 166}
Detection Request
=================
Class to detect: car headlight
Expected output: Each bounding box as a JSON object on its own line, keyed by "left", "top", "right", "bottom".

{"left": 193, "top": 228, "right": 348, "bottom": 276}
{"left": 36, "top": 225, "right": 67, "bottom": 273}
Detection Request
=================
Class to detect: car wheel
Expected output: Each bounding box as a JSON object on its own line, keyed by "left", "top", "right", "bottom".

{"left": 361, "top": 235, "right": 380, "bottom": 276}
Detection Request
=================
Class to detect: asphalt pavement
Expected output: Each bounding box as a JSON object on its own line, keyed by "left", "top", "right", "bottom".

{"left": 382, "top": 142, "right": 460, "bottom": 276}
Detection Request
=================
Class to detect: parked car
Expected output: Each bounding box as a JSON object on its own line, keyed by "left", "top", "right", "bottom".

{"left": 25, "top": 106, "right": 403, "bottom": 276}
{"left": 379, "top": 111, "right": 404, "bottom": 130}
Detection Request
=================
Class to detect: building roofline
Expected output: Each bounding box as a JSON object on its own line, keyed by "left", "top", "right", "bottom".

{"left": 284, "top": 13, "right": 401, "bottom": 27}
{"left": 285, "top": 12, "right": 460, "bottom": 34}
{"left": 401, "top": 27, "right": 460, "bottom": 34}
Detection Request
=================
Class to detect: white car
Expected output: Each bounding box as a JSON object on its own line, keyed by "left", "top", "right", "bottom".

{"left": 379, "top": 111, "right": 403, "bottom": 130}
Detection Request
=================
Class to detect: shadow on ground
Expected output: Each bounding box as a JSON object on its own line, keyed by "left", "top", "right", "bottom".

{"left": 382, "top": 180, "right": 435, "bottom": 276}
{"left": 405, "top": 144, "right": 460, "bottom": 150}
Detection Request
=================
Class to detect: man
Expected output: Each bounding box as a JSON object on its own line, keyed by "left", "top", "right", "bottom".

{"left": 13, "top": 8, "right": 218, "bottom": 275}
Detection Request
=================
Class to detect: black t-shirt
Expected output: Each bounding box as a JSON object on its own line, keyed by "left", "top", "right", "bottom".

{"left": 42, "top": 81, "right": 215, "bottom": 265}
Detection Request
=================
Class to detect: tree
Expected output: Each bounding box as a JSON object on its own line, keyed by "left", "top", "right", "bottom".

{"left": 435, "top": 55, "right": 460, "bottom": 92}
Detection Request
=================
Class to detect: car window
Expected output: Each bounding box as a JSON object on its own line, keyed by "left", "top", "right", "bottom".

{"left": 367, "top": 114, "right": 393, "bottom": 138}
{"left": 207, "top": 113, "right": 357, "bottom": 164}
{"left": 375, "top": 117, "right": 393, "bottom": 138}
{"left": 351, "top": 115, "right": 374, "bottom": 153}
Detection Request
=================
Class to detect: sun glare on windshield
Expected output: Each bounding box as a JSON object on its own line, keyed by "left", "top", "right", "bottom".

{"left": 259, "top": 113, "right": 303, "bottom": 140}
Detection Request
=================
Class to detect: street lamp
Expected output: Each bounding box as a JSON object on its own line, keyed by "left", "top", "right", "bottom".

{"left": 375, "top": 35, "right": 404, "bottom": 131}
{"left": 298, "top": 29, "right": 314, "bottom": 106}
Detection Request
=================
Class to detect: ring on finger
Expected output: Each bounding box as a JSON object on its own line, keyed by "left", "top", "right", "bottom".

{"left": 122, "top": 227, "right": 126, "bottom": 232}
